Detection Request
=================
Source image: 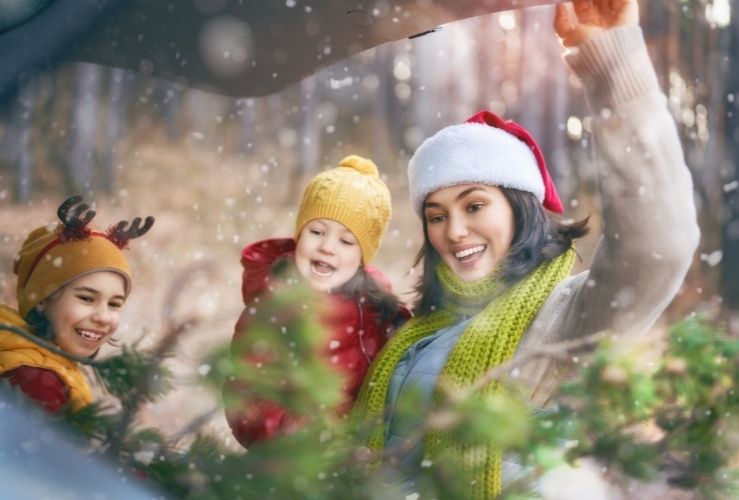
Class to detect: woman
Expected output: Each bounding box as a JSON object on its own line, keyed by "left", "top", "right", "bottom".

{"left": 0, "top": 196, "right": 154, "bottom": 412}
{"left": 353, "top": 0, "right": 700, "bottom": 497}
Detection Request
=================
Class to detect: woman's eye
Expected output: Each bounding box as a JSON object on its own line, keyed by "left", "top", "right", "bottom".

{"left": 77, "top": 295, "right": 94, "bottom": 303}
{"left": 309, "top": 229, "right": 322, "bottom": 236}
{"left": 426, "top": 214, "right": 445, "bottom": 224}
{"left": 110, "top": 301, "right": 124, "bottom": 309}
{"left": 340, "top": 239, "right": 356, "bottom": 246}
{"left": 468, "top": 202, "right": 484, "bottom": 213}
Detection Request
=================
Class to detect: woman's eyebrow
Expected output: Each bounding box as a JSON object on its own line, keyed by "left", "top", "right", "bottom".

{"left": 455, "top": 186, "right": 487, "bottom": 200}
{"left": 424, "top": 186, "right": 488, "bottom": 209}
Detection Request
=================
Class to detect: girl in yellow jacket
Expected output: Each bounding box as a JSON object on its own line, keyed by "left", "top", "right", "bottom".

{"left": 0, "top": 196, "right": 153, "bottom": 412}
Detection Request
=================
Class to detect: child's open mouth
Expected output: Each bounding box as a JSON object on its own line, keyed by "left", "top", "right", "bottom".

{"left": 311, "top": 260, "right": 336, "bottom": 277}
{"left": 76, "top": 328, "right": 103, "bottom": 343}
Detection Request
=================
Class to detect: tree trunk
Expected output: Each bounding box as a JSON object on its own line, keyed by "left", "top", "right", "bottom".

{"left": 101, "top": 67, "right": 129, "bottom": 193}
{"left": 721, "top": 1, "right": 739, "bottom": 323}
{"left": 68, "top": 63, "right": 102, "bottom": 194}
{"left": 13, "top": 81, "right": 34, "bottom": 202}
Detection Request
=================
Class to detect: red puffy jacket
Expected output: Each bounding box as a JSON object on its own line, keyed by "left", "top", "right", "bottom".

{"left": 224, "top": 238, "right": 409, "bottom": 448}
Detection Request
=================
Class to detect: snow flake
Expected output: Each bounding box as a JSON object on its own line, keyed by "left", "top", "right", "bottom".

{"left": 134, "top": 450, "right": 155, "bottom": 465}
{"left": 700, "top": 250, "right": 722, "bottom": 267}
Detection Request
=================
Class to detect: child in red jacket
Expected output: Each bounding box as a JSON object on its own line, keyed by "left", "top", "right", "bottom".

{"left": 224, "top": 155, "right": 410, "bottom": 448}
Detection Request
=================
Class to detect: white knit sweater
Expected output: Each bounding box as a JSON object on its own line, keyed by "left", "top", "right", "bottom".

{"left": 512, "top": 25, "right": 700, "bottom": 404}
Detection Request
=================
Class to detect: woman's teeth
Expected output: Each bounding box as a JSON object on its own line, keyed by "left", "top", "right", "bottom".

{"left": 455, "top": 245, "right": 486, "bottom": 260}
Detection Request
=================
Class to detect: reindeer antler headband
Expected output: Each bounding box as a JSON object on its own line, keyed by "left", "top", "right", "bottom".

{"left": 20, "top": 196, "right": 155, "bottom": 289}
{"left": 56, "top": 195, "right": 155, "bottom": 248}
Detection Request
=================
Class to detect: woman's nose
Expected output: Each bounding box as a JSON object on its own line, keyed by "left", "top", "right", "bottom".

{"left": 446, "top": 215, "right": 469, "bottom": 241}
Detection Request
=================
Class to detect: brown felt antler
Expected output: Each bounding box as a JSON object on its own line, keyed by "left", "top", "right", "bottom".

{"left": 107, "top": 216, "right": 155, "bottom": 249}
{"left": 57, "top": 195, "right": 96, "bottom": 241}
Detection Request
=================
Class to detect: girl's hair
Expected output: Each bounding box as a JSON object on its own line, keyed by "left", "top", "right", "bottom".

{"left": 413, "top": 187, "right": 589, "bottom": 315}
{"left": 25, "top": 307, "right": 54, "bottom": 342}
{"left": 338, "top": 268, "right": 402, "bottom": 323}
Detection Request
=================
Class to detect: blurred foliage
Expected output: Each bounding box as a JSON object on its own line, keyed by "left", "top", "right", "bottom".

{"left": 7, "top": 296, "right": 732, "bottom": 498}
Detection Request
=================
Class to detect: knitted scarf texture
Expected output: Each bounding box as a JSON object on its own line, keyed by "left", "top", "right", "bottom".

{"left": 353, "top": 248, "right": 575, "bottom": 499}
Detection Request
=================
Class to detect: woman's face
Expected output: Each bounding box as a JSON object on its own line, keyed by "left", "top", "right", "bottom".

{"left": 295, "top": 218, "right": 363, "bottom": 292}
{"left": 424, "top": 184, "right": 515, "bottom": 282}
{"left": 40, "top": 271, "right": 127, "bottom": 357}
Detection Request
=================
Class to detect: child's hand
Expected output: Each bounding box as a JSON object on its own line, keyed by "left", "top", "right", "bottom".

{"left": 554, "top": 0, "right": 639, "bottom": 47}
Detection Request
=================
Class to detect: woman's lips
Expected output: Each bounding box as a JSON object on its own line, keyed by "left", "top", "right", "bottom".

{"left": 454, "top": 244, "right": 486, "bottom": 262}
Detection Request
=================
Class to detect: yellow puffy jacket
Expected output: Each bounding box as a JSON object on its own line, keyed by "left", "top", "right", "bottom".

{"left": 0, "top": 305, "right": 93, "bottom": 411}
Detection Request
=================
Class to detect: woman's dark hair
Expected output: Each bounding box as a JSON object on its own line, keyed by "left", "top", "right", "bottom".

{"left": 338, "top": 268, "right": 402, "bottom": 324}
{"left": 413, "top": 187, "right": 590, "bottom": 315}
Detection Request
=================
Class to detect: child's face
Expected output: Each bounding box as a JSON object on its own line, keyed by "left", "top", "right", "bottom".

{"left": 295, "top": 219, "right": 363, "bottom": 292}
{"left": 41, "top": 271, "right": 127, "bottom": 358}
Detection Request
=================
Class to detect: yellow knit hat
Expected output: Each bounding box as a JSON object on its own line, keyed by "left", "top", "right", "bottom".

{"left": 294, "top": 155, "right": 392, "bottom": 264}
{"left": 13, "top": 196, "right": 154, "bottom": 319}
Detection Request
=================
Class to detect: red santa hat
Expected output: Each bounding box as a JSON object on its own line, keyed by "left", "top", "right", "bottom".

{"left": 408, "top": 110, "right": 564, "bottom": 215}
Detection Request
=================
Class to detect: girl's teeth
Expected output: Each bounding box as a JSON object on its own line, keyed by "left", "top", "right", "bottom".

{"left": 312, "top": 262, "right": 334, "bottom": 276}
{"left": 78, "top": 330, "right": 102, "bottom": 341}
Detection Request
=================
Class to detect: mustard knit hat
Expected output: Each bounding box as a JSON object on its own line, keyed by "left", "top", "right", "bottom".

{"left": 13, "top": 196, "right": 154, "bottom": 319}
{"left": 294, "top": 155, "right": 392, "bottom": 264}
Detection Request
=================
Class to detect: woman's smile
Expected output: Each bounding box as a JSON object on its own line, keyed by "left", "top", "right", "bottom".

{"left": 453, "top": 244, "right": 487, "bottom": 262}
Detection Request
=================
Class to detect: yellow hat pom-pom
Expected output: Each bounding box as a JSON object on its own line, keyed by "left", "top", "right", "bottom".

{"left": 339, "top": 155, "right": 379, "bottom": 177}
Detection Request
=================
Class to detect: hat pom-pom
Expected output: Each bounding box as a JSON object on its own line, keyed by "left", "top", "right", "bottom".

{"left": 339, "top": 155, "right": 379, "bottom": 177}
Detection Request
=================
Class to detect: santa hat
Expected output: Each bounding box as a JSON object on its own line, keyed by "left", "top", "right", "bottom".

{"left": 408, "top": 110, "right": 564, "bottom": 216}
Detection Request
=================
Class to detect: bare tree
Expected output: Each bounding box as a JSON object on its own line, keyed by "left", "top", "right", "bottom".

{"left": 68, "top": 63, "right": 103, "bottom": 193}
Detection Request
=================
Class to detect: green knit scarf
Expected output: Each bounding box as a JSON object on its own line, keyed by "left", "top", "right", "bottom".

{"left": 353, "top": 248, "right": 575, "bottom": 499}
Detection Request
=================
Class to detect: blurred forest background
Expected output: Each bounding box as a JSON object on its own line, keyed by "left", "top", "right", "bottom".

{"left": 0, "top": 1, "right": 737, "bottom": 452}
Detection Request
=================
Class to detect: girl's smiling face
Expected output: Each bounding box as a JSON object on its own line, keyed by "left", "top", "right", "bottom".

{"left": 294, "top": 218, "right": 363, "bottom": 292}
{"left": 424, "top": 184, "right": 515, "bottom": 282}
{"left": 41, "top": 271, "right": 127, "bottom": 358}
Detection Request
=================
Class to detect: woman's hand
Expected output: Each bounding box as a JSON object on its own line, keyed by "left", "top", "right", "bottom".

{"left": 554, "top": 0, "right": 639, "bottom": 47}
